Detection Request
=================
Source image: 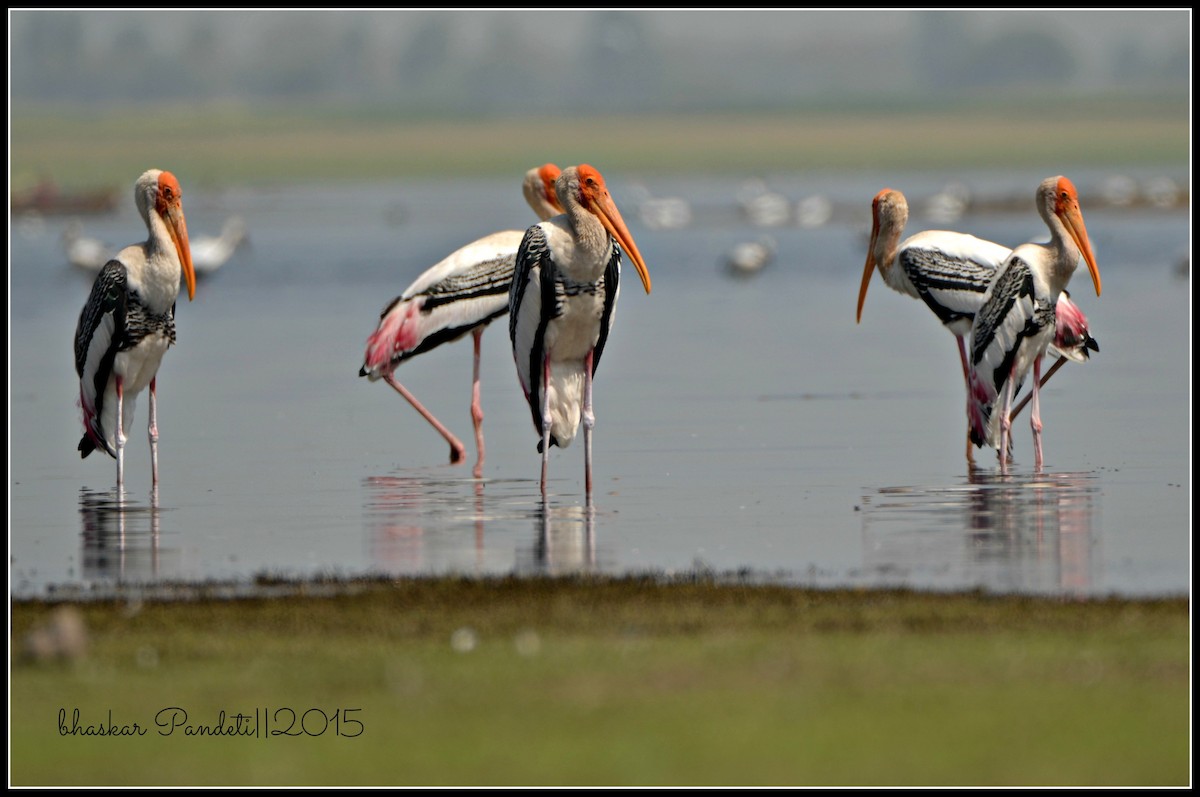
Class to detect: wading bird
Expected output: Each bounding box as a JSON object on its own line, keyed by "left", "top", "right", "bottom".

{"left": 857, "top": 187, "right": 1095, "bottom": 462}
{"left": 968, "top": 176, "right": 1102, "bottom": 470}
{"left": 74, "top": 169, "right": 196, "bottom": 490}
{"left": 509, "top": 164, "right": 652, "bottom": 504}
{"left": 360, "top": 164, "right": 562, "bottom": 478}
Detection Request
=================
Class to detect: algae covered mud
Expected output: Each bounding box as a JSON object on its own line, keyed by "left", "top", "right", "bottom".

{"left": 9, "top": 577, "right": 1191, "bottom": 786}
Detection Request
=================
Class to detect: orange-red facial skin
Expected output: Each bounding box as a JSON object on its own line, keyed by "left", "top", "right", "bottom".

{"left": 155, "top": 171, "right": 196, "bottom": 301}
{"left": 576, "top": 164, "right": 651, "bottom": 295}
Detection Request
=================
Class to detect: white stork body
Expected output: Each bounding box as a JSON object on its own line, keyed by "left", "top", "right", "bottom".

{"left": 360, "top": 164, "right": 562, "bottom": 477}
{"left": 189, "top": 215, "right": 247, "bottom": 275}
{"left": 63, "top": 221, "right": 115, "bottom": 271}
{"left": 968, "top": 176, "right": 1102, "bottom": 470}
{"left": 509, "top": 165, "right": 652, "bottom": 504}
{"left": 858, "top": 188, "right": 1013, "bottom": 461}
{"left": 74, "top": 169, "right": 196, "bottom": 490}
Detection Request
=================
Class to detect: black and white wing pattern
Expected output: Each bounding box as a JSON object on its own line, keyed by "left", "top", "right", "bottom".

{"left": 899, "top": 244, "right": 998, "bottom": 329}
{"left": 588, "top": 242, "right": 622, "bottom": 379}
{"left": 967, "top": 257, "right": 1055, "bottom": 448}
{"left": 74, "top": 260, "right": 129, "bottom": 457}
{"left": 509, "top": 223, "right": 555, "bottom": 434}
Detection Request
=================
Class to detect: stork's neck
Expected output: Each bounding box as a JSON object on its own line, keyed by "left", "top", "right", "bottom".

{"left": 133, "top": 212, "right": 184, "bottom": 311}
{"left": 1043, "top": 213, "right": 1081, "bottom": 297}
{"left": 566, "top": 205, "right": 614, "bottom": 281}
{"left": 874, "top": 223, "right": 903, "bottom": 285}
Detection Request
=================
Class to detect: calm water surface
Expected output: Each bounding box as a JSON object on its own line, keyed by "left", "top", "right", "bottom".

{"left": 8, "top": 168, "right": 1191, "bottom": 598}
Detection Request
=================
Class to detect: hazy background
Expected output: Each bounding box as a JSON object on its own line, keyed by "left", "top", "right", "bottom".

{"left": 10, "top": 9, "right": 1190, "bottom": 115}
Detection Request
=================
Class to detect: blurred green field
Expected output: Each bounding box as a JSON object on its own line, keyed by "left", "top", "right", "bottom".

{"left": 9, "top": 96, "right": 1190, "bottom": 192}
{"left": 10, "top": 577, "right": 1190, "bottom": 787}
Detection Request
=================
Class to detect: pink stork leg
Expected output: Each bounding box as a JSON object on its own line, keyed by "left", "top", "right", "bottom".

{"left": 115, "top": 375, "right": 126, "bottom": 490}
{"left": 582, "top": 349, "right": 595, "bottom": 507}
{"left": 470, "top": 328, "right": 485, "bottom": 479}
{"left": 148, "top": 377, "right": 160, "bottom": 486}
{"left": 998, "top": 369, "right": 1016, "bottom": 473}
{"left": 1030, "top": 357, "right": 1044, "bottom": 470}
{"left": 540, "top": 354, "right": 552, "bottom": 500}
{"left": 957, "top": 336, "right": 975, "bottom": 465}
{"left": 383, "top": 373, "right": 466, "bottom": 465}
{"left": 1009, "top": 355, "right": 1068, "bottom": 423}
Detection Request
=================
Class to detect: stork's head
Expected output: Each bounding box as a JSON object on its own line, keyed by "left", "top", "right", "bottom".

{"left": 1048, "top": 175, "right": 1101, "bottom": 298}
{"left": 560, "top": 164, "right": 651, "bottom": 295}
{"left": 523, "top": 163, "right": 564, "bottom": 221}
{"left": 857, "top": 188, "right": 908, "bottom": 323}
{"left": 137, "top": 169, "right": 195, "bottom": 301}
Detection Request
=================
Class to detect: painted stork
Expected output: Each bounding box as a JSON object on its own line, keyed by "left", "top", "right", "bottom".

{"left": 968, "top": 176, "right": 1102, "bottom": 470}
{"left": 359, "top": 164, "right": 562, "bottom": 478}
{"left": 74, "top": 169, "right": 196, "bottom": 490}
{"left": 856, "top": 187, "right": 1093, "bottom": 462}
{"left": 509, "top": 164, "right": 652, "bottom": 504}
{"left": 858, "top": 187, "right": 1013, "bottom": 462}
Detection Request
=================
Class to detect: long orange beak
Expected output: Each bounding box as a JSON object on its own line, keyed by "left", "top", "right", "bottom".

{"left": 856, "top": 220, "right": 882, "bottom": 323}
{"left": 164, "top": 204, "right": 196, "bottom": 301}
{"left": 1060, "top": 204, "right": 1101, "bottom": 298}
{"left": 594, "top": 192, "right": 651, "bottom": 295}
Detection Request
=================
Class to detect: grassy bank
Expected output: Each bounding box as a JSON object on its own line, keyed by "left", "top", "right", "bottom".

{"left": 9, "top": 97, "right": 1190, "bottom": 192}
{"left": 10, "top": 576, "right": 1190, "bottom": 786}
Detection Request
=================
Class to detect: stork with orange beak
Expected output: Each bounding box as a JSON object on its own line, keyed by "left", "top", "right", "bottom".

{"left": 509, "top": 164, "right": 652, "bottom": 505}
{"left": 360, "top": 164, "right": 563, "bottom": 478}
{"left": 857, "top": 186, "right": 1100, "bottom": 463}
{"left": 74, "top": 169, "right": 196, "bottom": 490}
{"left": 968, "top": 176, "right": 1103, "bottom": 470}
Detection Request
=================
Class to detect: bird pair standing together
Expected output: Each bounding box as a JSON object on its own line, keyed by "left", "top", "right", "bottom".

{"left": 856, "top": 175, "right": 1103, "bottom": 470}
{"left": 359, "top": 163, "right": 651, "bottom": 504}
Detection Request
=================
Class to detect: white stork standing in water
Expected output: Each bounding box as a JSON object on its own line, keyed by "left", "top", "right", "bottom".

{"left": 509, "top": 164, "right": 652, "bottom": 505}
{"left": 359, "top": 164, "right": 562, "bottom": 478}
{"left": 74, "top": 169, "right": 196, "bottom": 490}
{"left": 968, "top": 175, "right": 1102, "bottom": 471}
{"left": 857, "top": 187, "right": 1097, "bottom": 462}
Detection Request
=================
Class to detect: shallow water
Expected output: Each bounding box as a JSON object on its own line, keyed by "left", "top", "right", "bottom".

{"left": 8, "top": 168, "right": 1191, "bottom": 598}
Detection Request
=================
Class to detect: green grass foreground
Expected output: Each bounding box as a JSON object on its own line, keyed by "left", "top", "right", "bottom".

{"left": 9, "top": 576, "right": 1190, "bottom": 787}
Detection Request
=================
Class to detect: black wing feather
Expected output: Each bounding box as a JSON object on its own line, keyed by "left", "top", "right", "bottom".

{"left": 591, "top": 242, "right": 622, "bottom": 377}
{"left": 74, "top": 260, "right": 128, "bottom": 457}
{"left": 509, "top": 224, "right": 556, "bottom": 438}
